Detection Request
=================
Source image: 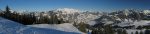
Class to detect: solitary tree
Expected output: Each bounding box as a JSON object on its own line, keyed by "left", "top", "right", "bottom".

{"left": 6, "top": 5, "right": 10, "bottom": 13}
{"left": 4, "top": 5, "right": 11, "bottom": 18}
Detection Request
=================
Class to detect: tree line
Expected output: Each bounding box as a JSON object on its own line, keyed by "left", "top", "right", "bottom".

{"left": 0, "top": 6, "right": 67, "bottom": 25}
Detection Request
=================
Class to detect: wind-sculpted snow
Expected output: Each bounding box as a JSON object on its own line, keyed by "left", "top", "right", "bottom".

{"left": 0, "top": 17, "right": 80, "bottom": 34}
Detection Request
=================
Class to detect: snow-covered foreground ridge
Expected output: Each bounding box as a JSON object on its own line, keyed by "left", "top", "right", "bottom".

{"left": 27, "top": 23, "right": 83, "bottom": 33}
{"left": 0, "top": 17, "right": 81, "bottom": 34}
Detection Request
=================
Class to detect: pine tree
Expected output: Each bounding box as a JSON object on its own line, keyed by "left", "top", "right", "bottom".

{"left": 91, "top": 29, "right": 104, "bottom": 34}
{"left": 131, "top": 32, "right": 133, "bottom": 34}
{"left": 137, "top": 26, "right": 142, "bottom": 30}
{"left": 97, "top": 29, "right": 103, "bottom": 34}
{"left": 122, "top": 30, "right": 127, "bottom": 34}
{"left": 145, "top": 29, "right": 150, "bottom": 34}
{"left": 117, "top": 29, "right": 122, "bottom": 34}
{"left": 58, "top": 17, "right": 64, "bottom": 24}
{"left": 53, "top": 15, "right": 58, "bottom": 24}
{"left": 104, "top": 25, "right": 114, "bottom": 34}
{"left": 4, "top": 5, "right": 11, "bottom": 18}
{"left": 91, "top": 29, "right": 97, "bottom": 34}
{"left": 6, "top": 5, "right": 10, "bottom": 13}
{"left": 73, "top": 21, "right": 77, "bottom": 27}
{"left": 135, "top": 31, "right": 138, "bottom": 34}
{"left": 78, "top": 22, "right": 87, "bottom": 33}
{"left": 43, "top": 17, "right": 49, "bottom": 24}
{"left": 140, "top": 31, "right": 143, "bottom": 34}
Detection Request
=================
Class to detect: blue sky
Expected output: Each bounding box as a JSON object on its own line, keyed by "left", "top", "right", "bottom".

{"left": 0, "top": 0, "right": 150, "bottom": 12}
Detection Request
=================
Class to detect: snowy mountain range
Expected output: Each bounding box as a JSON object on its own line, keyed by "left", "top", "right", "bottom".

{"left": 1, "top": 8, "right": 150, "bottom": 34}
{"left": 54, "top": 8, "right": 102, "bottom": 24}
{"left": 6, "top": 8, "right": 150, "bottom": 26}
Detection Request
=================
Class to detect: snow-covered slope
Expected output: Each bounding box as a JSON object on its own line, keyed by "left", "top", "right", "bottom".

{"left": 27, "top": 23, "right": 83, "bottom": 33}
{"left": 116, "top": 19, "right": 150, "bottom": 27}
{"left": 0, "top": 17, "right": 80, "bottom": 34}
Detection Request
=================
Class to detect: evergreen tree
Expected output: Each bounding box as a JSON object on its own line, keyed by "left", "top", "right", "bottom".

{"left": 91, "top": 28, "right": 104, "bottom": 34}
{"left": 78, "top": 22, "right": 87, "bottom": 33}
{"left": 53, "top": 15, "right": 58, "bottom": 24}
{"left": 43, "top": 17, "right": 49, "bottom": 24}
{"left": 131, "top": 32, "right": 133, "bottom": 34}
{"left": 4, "top": 5, "right": 11, "bottom": 18}
{"left": 58, "top": 17, "right": 65, "bottom": 24}
{"left": 91, "top": 29, "right": 97, "bottom": 34}
{"left": 122, "top": 30, "right": 127, "bottom": 34}
{"left": 145, "top": 29, "right": 150, "bottom": 34}
{"left": 73, "top": 21, "right": 77, "bottom": 27}
{"left": 137, "top": 26, "right": 142, "bottom": 30}
{"left": 140, "top": 31, "right": 143, "bottom": 34}
{"left": 104, "top": 25, "right": 114, "bottom": 34}
{"left": 6, "top": 5, "right": 10, "bottom": 13}
{"left": 98, "top": 29, "right": 104, "bottom": 34}
{"left": 135, "top": 31, "right": 138, "bottom": 34}
{"left": 117, "top": 29, "right": 122, "bottom": 34}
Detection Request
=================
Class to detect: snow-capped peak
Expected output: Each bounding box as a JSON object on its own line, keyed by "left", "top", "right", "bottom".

{"left": 55, "top": 8, "right": 80, "bottom": 14}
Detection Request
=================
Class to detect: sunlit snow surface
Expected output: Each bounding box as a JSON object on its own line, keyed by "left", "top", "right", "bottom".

{"left": 116, "top": 19, "right": 150, "bottom": 27}
{"left": 0, "top": 17, "right": 80, "bottom": 34}
{"left": 27, "top": 23, "right": 82, "bottom": 33}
